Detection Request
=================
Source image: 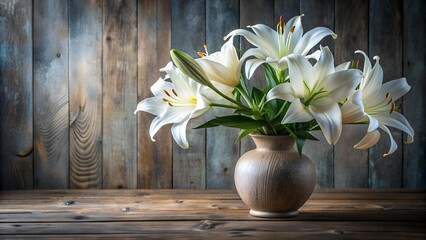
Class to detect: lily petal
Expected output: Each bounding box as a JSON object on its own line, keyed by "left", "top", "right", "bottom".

{"left": 266, "top": 83, "right": 297, "bottom": 102}
{"left": 171, "top": 119, "right": 190, "bottom": 149}
{"left": 374, "top": 111, "right": 414, "bottom": 144}
{"left": 197, "top": 58, "right": 238, "bottom": 87}
{"left": 361, "top": 57, "right": 383, "bottom": 102}
{"left": 354, "top": 130, "right": 381, "bottom": 149}
{"left": 149, "top": 107, "right": 192, "bottom": 141}
{"left": 282, "top": 98, "right": 313, "bottom": 124}
{"left": 336, "top": 61, "right": 351, "bottom": 72}
{"left": 355, "top": 50, "right": 372, "bottom": 76}
{"left": 285, "top": 15, "right": 304, "bottom": 51}
{"left": 366, "top": 114, "right": 380, "bottom": 132}
{"left": 294, "top": 26, "right": 337, "bottom": 56}
{"left": 248, "top": 24, "right": 279, "bottom": 58}
{"left": 226, "top": 27, "right": 276, "bottom": 56}
{"left": 379, "top": 125, "right": 398, "bottom": 156}
{"left": 150, "top": 77, "right": 173, "bottom": 97}
{"left": 305, "top": 49, "right": 321, "bottom": 61}
{"left": 245, "top": 58, "right": 266, "bottom": 79}
{"left": 314, "top": 46, "right": 335, "bottom": 82}
{"left": 283, "top": 54, "right": 314, "bottom": 96}
{"left": 308, "top": 103, "right": 342, "bottom": 145}
{"left": 381, "top": 78, "right": 411, "bottom": 101}
{"left": 341, "top": 90, "right": 365, "bottom": 123}
{"left": 320, "top": 69, "right": 362, "bottom": 102}
{"left": 134, "top": 97, "right": 166, "bottom": 116}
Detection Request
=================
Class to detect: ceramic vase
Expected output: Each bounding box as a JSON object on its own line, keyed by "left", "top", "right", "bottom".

{"left": 234, "top": 134, "right": 316, "bottom": 218}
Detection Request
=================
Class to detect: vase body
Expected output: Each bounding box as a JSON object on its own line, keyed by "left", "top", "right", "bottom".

{"left": 234, "top": 134, "right": 316, "bottom": 218}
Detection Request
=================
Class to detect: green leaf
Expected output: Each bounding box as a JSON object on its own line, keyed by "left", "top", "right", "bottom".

{"left": 170, "top": 49, "right": 211, "bottom": 86}
{"left": 235, "top": 129, "right": 255, "bottom": 143}
{"left": 251, "top": 87, "right": 265, "bottom": 105}
{"left": 195, "top": 115, "right": 267, "bottom": 129}
{"left": 234, "top": 108, "right": 254, "bottom": 115}
{"left": 263, "top": 64, "right": 278, "bottom": 89}
{"left": 294, "top": 130, "right": 319, "bottom": 141}
{"left": 296, "top": 138, "right": 306, "bottom": 156}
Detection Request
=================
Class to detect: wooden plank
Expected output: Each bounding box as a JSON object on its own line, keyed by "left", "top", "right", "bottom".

{"left": 239, "top": 0, "right": 275, "bottom": 155}
{"left": 402, "top": 0, "right": 426, "bottom": 188}
{"left": 333, "top": 0, "right": 369, "bottom": 189}
{"left": 304, "top": 132, "right": 335, "bottom": 189}
{"left": 0, "top": 200, "right": 424, "bottom": 222}
{"left": 69, "top": 0, "right": 103, "bottom": 189}
{"left": 137, "top": 0, "right": 173, "bottom": 189}
{"left": 1, "top": 232, "right": 425, "bottom": 240}
{"left": 205, "top": 0, "right": 240, "bottom": 189}
{"left": 171, "top": 0, "right": 207, "bottom": 189}
{"left": 0, "top": 221, "right": 424, "bottom": 237}
{"left": 102, "top": 0, "right": 137, "bottom": 189}
{"left": 33, "top": 0, "right": 69, "bottom": 189}
{"left": 274, "top": 0, "right": 300, "bottom": 21}
{"left": 0, "top": 0, "right": 33, "bottom": 190}
{"left": 300, "top": 0, "right": 335, "bottom": 189}
{"left": 300, "top": 0, "right": 334, "bottom": 55}
{"left": 2, "top": 189, "right": 424, "bottom": 200}
{"left": 368, "top": 0, "right": 403, "bottom": 188}
{"left": 1, "top": 190, "right": 424, "bottom": 223}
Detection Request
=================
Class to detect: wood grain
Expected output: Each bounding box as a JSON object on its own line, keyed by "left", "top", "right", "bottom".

{"left": 137, "top": 0, "right": 173, "bottom": 189}
{"left": 33, "top": 0, "right": 69, "bottom": 189}
{"left": 402, "top": 0, "right": 426, "bottom": 188}
{"left": 0, "top": 0, "right": 33, "bottom": 190}
{"left": 333, "top": 0, "right": 369, "bottom": 188}
{"left": 300, "top": 0, "right": 336, "bottom": 189}
{"left": 171, "top": 0, "right": 207, "bottom": 189}
{"left": 0, "top": 0, "right": 424, "bottom": 190}
{"left": 205, "top": 0, "right": 240, "bottom": 189}
{"left": 0, "top": 189, "right": 425, "bottom": 239}
{"left": 69, "top": 0, "right": 103, "bottom": 189}
{"left": 102, "top": 0, "right": 137, "bottom": 189}
{"left": 274, "top": 0, "right": 300, "bottom": 21}
{"left": 368, "top": 0, "right": 403, "bottom": 188}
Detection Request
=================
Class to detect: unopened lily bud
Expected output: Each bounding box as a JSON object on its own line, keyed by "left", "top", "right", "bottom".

{"left": 170, "top": 49, "right": 211, "bottom": 86}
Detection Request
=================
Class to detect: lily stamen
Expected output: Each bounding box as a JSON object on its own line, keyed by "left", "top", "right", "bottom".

{"left": 172, "top": 89, "right": 178, "bottom": 97}
{"left": 389, "top": 101, "right": 396, "bottom": 114}
{"left": 204, "top": 44, "right": 209, "bottom": 55}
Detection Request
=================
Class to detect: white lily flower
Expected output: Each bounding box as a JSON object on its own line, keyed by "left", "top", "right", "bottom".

{"left": 134, "top": 62, "right": 210, "bottom": 149}
{"left": 267, "top": 46, "right": 362, "bottom": 145}
{"left": 225, "top": 15, "right": 336, "bottom": 79}
{"left": 341, "top": 50, "right": 414, "bottom": 156}
{"left": 196, "top": 37, "right": 242, "bottom": 91}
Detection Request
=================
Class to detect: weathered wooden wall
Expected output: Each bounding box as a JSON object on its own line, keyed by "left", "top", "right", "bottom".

{"left": 0, "top": 0, "right": 425, "bottom": 190}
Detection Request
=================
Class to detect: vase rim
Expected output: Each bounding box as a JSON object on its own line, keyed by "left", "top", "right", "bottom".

{"left": 249, "top": 133, "right": 293, "bottom": 139}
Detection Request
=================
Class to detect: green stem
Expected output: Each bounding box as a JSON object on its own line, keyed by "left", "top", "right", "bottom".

{"left": 207, "top": 83, "right": 252, "bottom": 112}
{"left": 236, "top": 79, "right": 253, "bottom": 108}
{"left": 210, "top": 103, "right": 240, "bottom": 110}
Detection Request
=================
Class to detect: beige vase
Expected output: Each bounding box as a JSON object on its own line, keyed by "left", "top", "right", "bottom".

{"left": 234, "top": 134, "right": 316, "bottom": 218}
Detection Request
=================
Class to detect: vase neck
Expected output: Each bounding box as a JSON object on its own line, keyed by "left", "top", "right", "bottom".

{"left": 250, "top": 134, "right": 295, "bottom": 151}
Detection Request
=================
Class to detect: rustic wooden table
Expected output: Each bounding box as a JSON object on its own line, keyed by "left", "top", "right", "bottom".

{"left": 0, "top": 189, "right": 425, "bottom": 239}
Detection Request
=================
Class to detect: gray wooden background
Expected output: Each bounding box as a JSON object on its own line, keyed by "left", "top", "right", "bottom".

{"left": 0, "top": 0, "right": 425, "bottom": 190}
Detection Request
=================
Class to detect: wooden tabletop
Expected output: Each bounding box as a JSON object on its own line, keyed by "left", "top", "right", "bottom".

{"left": 0, "top": 189, "right": 425, "bottom": 239}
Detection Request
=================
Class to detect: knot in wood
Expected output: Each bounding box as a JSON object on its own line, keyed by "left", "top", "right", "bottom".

{"left": 74, "top": 215, "right": 86, "bottom": 220}
{"left": 334, "top": 229, "right": 344, "bottom": 234}
{"left": 122, "top": 207, "right": 130, "bottom": 212}
{"left": 65, "top": 200, "right": 75, "bottom": 205}
{"left": 194, "top": 220, "right": 216, "bottom": 231}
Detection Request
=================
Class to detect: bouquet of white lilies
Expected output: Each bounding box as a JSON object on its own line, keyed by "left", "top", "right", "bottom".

{"left": 135, "top": 15, "right": 414, "bottom": 156}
